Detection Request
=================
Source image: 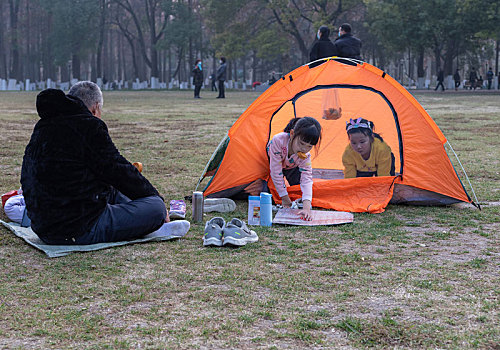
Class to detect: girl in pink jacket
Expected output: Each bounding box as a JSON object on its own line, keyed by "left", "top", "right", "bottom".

{"left": 267, "top": 117, "right": 322, "bottom": 220}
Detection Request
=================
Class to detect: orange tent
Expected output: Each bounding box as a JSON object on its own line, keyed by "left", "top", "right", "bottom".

{"left": 196, "top": 58, "right": 477, "bottom": 213}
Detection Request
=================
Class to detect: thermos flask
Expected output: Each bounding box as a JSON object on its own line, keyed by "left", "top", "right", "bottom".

{"left": 192, "top": 191, "right": 204, "bottom": 222}
{"left": 259, "top": 192, "right": 273, "bottom": 226}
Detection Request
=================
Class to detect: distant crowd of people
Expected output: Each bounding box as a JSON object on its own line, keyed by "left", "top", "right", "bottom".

{"left": 191, "top": 23, "right": 363, "bottom": 99}
{"left": 436, "top": 66, "right": 497, "bottom": 91}
{"left": 192, "top": 23, "right": 495, "bottom": 97}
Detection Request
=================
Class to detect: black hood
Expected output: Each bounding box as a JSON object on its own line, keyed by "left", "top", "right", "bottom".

{"left": 36, "top": 88, "right": 91, "bottom": 119}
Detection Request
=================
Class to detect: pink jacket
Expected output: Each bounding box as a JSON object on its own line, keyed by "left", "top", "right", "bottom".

{"left": 267, "top": 132, "right": 313, "bottom": 201}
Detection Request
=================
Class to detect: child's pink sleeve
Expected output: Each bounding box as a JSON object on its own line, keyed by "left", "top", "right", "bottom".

{"left": 299, "top": 156, "right": 313, "bottom": 201}
{"left": 267, "top": 137, "right": 288, "bottom": 198}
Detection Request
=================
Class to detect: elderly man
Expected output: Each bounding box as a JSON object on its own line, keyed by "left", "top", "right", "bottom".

{"left": 21, "top": 81, "right": 188, "bottom": 245}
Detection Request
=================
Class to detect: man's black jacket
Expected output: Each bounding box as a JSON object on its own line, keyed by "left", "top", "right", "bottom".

{"left": 334, "top": 33, "right": 362, "bottom": 60}
{"left": 21, "top": 89, "right": 161, "bottom": 241}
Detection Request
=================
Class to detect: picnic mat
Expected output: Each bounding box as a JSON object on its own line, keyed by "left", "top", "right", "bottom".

{"left": 0, "top": 219, "right": 188, "bottom": 258}
{"left": 272, "top": 208, "right": 354, "bottom": 226}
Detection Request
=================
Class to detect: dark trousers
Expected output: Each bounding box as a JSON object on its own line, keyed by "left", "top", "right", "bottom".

{"left": 263, "top": 167, "right": 301, "bottom": 195}
{"left": 194, "top": 85, "right": 202, "bottom": 98}
{"left": 42, "top": 189, "right": 166, "bottom": 245}
{"left": 211, "top": 81, "right": 217, "bottom": 91}
{"left": 218, "top": 80, "right": 225, "bottom": 98}
{"left": 455, "top": 81, "right": 460, "bottom": 90}
{"left": 487, "top": 80, "right": 492, "bottom": 90}
{"left": 434, "top": 81, "right": 445, "bottom": 91}
{"left": 282, "top": 167, "right": 301, "bottom": 186}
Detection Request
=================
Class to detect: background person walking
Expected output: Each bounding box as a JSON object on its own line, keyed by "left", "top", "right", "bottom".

{"left": 435, "top": 69, "right": 445, "bottom": 91}
{"left": 469, "top": 67, "right": 478, "bottom": 90}
{"left": 210, "top": 73, "right": 217, "bottom": 91}
{"left": 192, "top": 59, "right": 203, "bottom": 98}
{"left": 453, "top": 69, "right": 461, "bottom": 90}
{"left": 216, "top": 57, "right": 227, "bottom": 99}
{"left": 486, "top": 68, "right": 493, "bottom": 90}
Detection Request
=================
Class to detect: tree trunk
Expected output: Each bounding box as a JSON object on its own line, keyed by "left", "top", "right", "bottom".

{"left": 72, "top": 54, "right": 81, "bottom": 80}
{"left": 117, "top": 33, "right": 123, "bottom": 81}
{"left": 0, "top": 1, "right": 6, "bottom": 78}
{"left": 233, "top": 60, "right": 237, "bottom": 82}
{"left": 496, "top": 39, "right": 499, "bottom": 79}
{"left": 96, "top": 0, "right": 107, "bottom": 79}
{"left": 9, "top": 0, "right": 21, "bottom": 80}
{"left": 168, "top": 47, "right": 172, "bottom": 82}
{"left": 212, "top": 53, "right": 216, "bottom": 80}
{"left": 124, "top": 34, "right": 139, "bottom": 80}
{"left": 252, "top": 51, "right": 257, "bottom": 83}
{"left": 91, "top": 53, "right": 97, "bottom": 81}
{"left": 151, "top": 46, "right": 158, "bottom": 77}
{"left": 434, "top": 46, "right": 441, "bottom": 72}
{"left": 242, "top": 56, "right": 246, "bottom": 84}
{"left": 172, "top": 47, "right": 183, "bottom": 80}
{"left": 443, "top": 40, "right": 455, "bottom": 76}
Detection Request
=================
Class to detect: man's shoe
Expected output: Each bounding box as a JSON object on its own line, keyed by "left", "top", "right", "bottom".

{"left": 169, "top": 200, "right": 186, "bottom": 220}
{"left": 222, "top": 218, "right": 258, "bottom": 247}
{"left": 204, "top": 198, "right": 236, "bottom": 213}
{"left": 203, "top": 217, "right": 225, "bottom": 247}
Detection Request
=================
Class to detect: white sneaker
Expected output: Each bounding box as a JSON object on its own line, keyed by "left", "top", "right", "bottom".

{"left": 203, "top": 198, "right": 236, "bottom": 213}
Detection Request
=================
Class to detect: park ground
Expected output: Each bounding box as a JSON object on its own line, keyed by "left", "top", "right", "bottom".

{"left": 0, "top": 90, "right": 499, "bottom": 349}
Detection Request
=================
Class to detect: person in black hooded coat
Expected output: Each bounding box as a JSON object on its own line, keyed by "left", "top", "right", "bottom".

{"left": 20, "top": 81, "right": 169, "bottom": 245}
{"left": 309, "top": 25, "right": 337, "bottom": 62}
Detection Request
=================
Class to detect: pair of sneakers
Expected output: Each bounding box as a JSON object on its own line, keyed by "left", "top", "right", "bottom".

{"left": 203, "top": 217, "right": 259, "bottom": 247}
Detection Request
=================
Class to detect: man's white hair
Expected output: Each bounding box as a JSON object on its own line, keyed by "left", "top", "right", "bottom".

{"left": 68, "top": 81, "right": 103, "bottom": 111}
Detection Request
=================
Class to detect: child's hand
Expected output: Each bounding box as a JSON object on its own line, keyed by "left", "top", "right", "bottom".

{"left": 281, "top": 195, "right": 293, "bottom": 208}
{"left": 299, "top": 199, "right": 312, "bottom": 220}
{"left": 298, "top": 207, "right": 313, "bottom": 221}
{"left": 165, "top": 209, "right": 170, "bottom": 223}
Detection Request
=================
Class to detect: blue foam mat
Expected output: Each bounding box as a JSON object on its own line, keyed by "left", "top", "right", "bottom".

{"left": 0, "top": 220, "right": 187, "bottom": 258}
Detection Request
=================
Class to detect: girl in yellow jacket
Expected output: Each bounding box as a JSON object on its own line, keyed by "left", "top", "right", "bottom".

{"left": 342, "top": 118, "right": 395, "bottom": 178}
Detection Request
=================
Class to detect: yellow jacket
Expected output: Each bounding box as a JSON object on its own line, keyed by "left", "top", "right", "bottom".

{"left": 342, "top": 138, "right": 393, "bottom": 178}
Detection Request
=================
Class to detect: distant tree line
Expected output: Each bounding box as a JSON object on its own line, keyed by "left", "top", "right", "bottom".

{"left": 0, "top": 0, "right": 498, "bottom": 85}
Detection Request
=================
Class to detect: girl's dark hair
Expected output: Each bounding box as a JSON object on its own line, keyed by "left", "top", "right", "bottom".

{"left": 346, "top": 118, "right": 384, "bottom": 142}
{"left": 284, "top": 117, "right": 322, "bottom": 146}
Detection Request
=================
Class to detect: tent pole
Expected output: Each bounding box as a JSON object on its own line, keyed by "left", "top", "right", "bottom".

{"left": 446, "top": 141, "right": 481, "bottom": 208}
{"left": 195, "top": 134, "right": 229, "bottom": 193}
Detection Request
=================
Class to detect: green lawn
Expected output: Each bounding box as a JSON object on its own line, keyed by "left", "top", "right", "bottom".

{"left": 0, "top": 90, "right": 498, "bottom": 349}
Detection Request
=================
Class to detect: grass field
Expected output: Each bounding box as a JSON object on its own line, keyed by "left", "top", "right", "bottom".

{"left": 0, "top": 89, "right": 499, "bottom": 349}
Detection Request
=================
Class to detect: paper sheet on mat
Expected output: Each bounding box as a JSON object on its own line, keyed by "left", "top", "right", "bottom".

{"left": 272, "top": 208, "right": 353, "bottom": 226}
